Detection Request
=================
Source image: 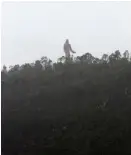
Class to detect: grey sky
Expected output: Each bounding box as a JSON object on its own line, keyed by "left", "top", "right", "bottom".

{"left": 2, "top": 1, "right": 131, "bottom": 67}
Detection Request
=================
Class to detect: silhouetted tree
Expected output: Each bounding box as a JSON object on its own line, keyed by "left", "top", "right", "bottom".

{"left": 123, "top": 50, "right": 130, "bottom": 60}
{"left": 35, "top": 60, "right": 42, "bottom": 70}
{"left": 114, "top": 50, "right": 121, "bottom": 60}
{"left": 101, "top": 54, "right": 108, "bottom": 63}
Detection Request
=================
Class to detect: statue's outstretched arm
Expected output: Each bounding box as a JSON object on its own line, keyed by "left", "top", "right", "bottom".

{"left": 69, "top": 44, "right": 76, "bottom": 53}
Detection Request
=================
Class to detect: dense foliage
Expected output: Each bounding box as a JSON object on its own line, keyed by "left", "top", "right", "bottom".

{"left": 2, "top": 50, "right": 131, "bottom": 155}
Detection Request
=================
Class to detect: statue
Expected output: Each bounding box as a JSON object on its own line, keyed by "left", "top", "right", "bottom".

{"left": 63, "top": 39, "right": 76, "bottom": 60}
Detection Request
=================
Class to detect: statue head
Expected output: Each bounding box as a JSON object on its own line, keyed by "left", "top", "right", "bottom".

{"left": 65, "top": 39, "right": 69, "bottom": 44}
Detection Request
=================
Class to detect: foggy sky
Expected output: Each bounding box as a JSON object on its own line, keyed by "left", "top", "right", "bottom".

{"left": 2, "top": 1, "right": 131, "bottom": 67}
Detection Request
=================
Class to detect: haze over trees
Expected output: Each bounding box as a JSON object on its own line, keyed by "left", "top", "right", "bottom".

{"left": 2, "top": 50, "right": 131, "bottom": 155}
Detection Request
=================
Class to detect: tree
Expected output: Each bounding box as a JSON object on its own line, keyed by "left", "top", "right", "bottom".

{"left": 35, "top": 60, "right": 42, "bottom": 70}
{"left": 123, "top": 50, "right": 129, "bottom": 60}
{"left": 93, "top": 57, "right": 101, "bottom": 64}
{"left": 12, "top": 65, "right": 20, "bottom": 71}
{"left": 57, "top": 56, "right": 66, "bottom": 63}
{"left": 109, "top": 50, "right": 121, "bottom": 64}
{"left": 40, "top": 56, "right": 52, "bottom": 70}
{"left": 77, "top": 52, "right": 94, "bottom": 64}
{"left": 2, "top": 65, "right": 7, "bottom": 73}
{"left": 84, "top": 53, "right": 94, "bottom": 64}
{"left": 101, "top": 54, "right": 108, "bottom": 63}
{"left": 1, "top": 65, "right": 8, "bottom": 81}
{"left": 114, "top": 50, "right": 121, "bottom": 60}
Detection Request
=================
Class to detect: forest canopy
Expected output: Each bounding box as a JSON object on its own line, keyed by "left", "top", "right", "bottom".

{"left": 2, "top": 50, "right": 131, "bottom": 155}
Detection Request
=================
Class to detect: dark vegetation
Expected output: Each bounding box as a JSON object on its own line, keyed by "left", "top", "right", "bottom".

{"left": 2, "top": 50, "right": 131, "bottom": 155}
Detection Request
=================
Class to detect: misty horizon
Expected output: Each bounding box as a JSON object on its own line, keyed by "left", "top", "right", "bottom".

{"left": 2, "top": 1, "right": 131, "bottom": 67}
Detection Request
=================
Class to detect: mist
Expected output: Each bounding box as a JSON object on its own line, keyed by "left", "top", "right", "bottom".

{"left": 2, "top": 1, "right": 131, "bottom": 67}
